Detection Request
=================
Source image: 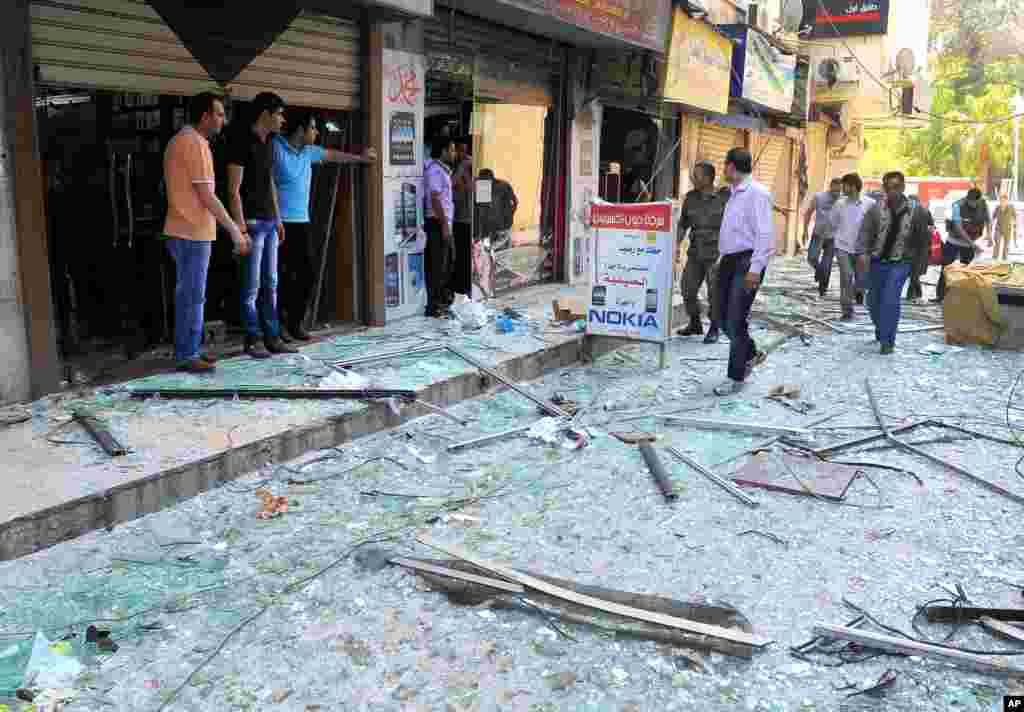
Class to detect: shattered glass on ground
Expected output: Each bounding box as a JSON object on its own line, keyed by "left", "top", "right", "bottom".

{"left": 2, "top": 260, "right": 1024, "bottom": 711}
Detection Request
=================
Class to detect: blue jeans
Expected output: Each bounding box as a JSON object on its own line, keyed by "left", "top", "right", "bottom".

{"left": 166, "top": 238, "right": 212, "bottom": 363}
{"left": 867, "top": 259, "right": 911, "bottom": 347}
{"left": 717, "top": 250, "right": 762, "bottom": 382}
{"left": 240, "top": 220, "right": 280, "bottom": 339}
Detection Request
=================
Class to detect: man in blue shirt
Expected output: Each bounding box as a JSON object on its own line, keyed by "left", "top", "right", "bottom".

{"left": 272, "top": 111, "right": 374, "bottom": 340}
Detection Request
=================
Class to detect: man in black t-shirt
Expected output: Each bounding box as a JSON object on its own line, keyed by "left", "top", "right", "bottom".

{"left": 227, "top": 91, "right": 297, "bottom": 359}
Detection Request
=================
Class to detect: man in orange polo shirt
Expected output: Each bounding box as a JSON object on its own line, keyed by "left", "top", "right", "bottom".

{"left": 163, "top": 92, "right": 249, "bottom": 373}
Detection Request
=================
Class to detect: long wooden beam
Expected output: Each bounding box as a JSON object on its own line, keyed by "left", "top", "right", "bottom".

{"left": 418, "top": 535, "right": 771, "bottom": 648}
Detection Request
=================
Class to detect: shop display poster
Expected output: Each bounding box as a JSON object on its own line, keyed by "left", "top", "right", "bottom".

{"left": 587, "top": 202, "right": 674, "bottom": 343}
{"left": 382, "top": 47, "right": 425, "bottom": 178}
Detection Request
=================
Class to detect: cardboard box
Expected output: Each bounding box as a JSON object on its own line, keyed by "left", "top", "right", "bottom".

{"left": 552, "top": 298, "right": 586, "bottom": 322}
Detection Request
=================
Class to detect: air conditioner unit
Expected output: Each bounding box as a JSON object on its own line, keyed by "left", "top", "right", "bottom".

{"left": 813, "top": 57, "right": 860, "bottom": 88}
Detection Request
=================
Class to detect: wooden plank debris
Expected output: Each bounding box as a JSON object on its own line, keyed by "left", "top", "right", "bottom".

{"left": 812, "top": 623, "right": 1024, "bottom": 676}
{"left": 418, "top": 535, "right": 771, "bottom": 648}
{"left": 390, "top": 557, "right": 525, "bottom": 594}
{"left": 403, "top": 557, "right": 756, "bottom": 658}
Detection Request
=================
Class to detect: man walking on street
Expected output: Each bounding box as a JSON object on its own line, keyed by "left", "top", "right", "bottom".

{"left": 714, "top": 148, "right": 775, "bottom": 396}
{"left": 272, "top": 110, "right": 374, "bottom": 341}
{"left": 905, "top": 198, "right": 934, "bottom": 303}
{"left": 676, "top": 161, "right": 726, "bottom": 344}
{"left": 829, "top": 173, "right": 874, "bottom": 321}
{"left": 994, "top": 192, "right": 1017, "bottom": 261}
{"left": 162, "top": 92, "right": 249, "bottom": 373}
{"left": 227, "top": 91, "right": 296, "bottom": 358}
{"left": 934, "top": 187, "right": 990, "bottom": 303}
{"left": 859, "top": 171, "right": 931, "bottom": 354}
{"left": 424, "top": 137, "right": 456, "bottom": 318}
{"left": 804, "top": 178, "right": 842, "bottom": 295}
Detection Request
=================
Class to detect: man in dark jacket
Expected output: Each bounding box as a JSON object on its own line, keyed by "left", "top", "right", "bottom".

{"left": 934, "top": 188, "right": 990, "bottom": 302}
{"left": 858, "top": 171, "right": 932, "bottom": 354}
{"left": 677, "top": 161, "right": 727, "bottom": 343}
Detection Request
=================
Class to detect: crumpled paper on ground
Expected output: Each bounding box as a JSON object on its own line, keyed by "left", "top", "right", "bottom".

{"left": 320, "top": 370, "right": 371, "bottom": 390}
{"left": 452, "top": 300, "right": 490, "bottom": 330}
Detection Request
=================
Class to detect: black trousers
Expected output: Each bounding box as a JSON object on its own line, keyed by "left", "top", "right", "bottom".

{"left": 449, "top": 221, "right": 472, "bottom": 296}
{"left": 936, "top": 242, "right": 976, "bottom": 301}
{"left": 425, "top": 218, "right": 455, "bottom": 315}
{"left": 717, "top": 250, "right": 763, "bottom": 383}
{"left": 816, "top": 238, "right": 836, "bottom": 295}
{"left": 278, "top": 221, "right": 316, "bottom": 330}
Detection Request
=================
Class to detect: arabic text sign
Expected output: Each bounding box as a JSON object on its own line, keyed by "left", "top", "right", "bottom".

{"left": 588, "top": 202, "right": 675, "bottom": 342}
{"left": 802, "top": 0, "right": 890, "bottom": 38}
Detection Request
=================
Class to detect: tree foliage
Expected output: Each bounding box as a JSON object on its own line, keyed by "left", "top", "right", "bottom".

{"left": 861, "top": 42, "right": 1022, "bottom": 185}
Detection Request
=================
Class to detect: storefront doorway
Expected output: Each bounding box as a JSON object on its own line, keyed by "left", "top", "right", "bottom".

{"left": 424, "top": 9, "right": 565, "bottom": 299}
{"left": 599, "top": 105, "right": 679, "bottom": 204}
{"left": 37, "top": 87, "right": 360, "bottom": 375}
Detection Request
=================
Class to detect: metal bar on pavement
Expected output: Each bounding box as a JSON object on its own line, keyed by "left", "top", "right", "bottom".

{"left": 666, "top": 447, "right": 759, "bottom": 508}
{"left": 445, "top": 346, "right": 570, "bottom": 418}
{"left": 865, "top": 380, "right": 1024, "bottom": 507}
{"left": 335, "top": 344, "right": 446, "bottom": 369}
{"left": 659, "top": 416, "right": 809, "bottom": 438}
{"left": 712, "top": 411, "right": 845, "bottom": 469}
{"left": 933, "top": 422, "right": 1022, "bottom": 448}
{"left": 413, "top": 399, "right": 470, "bottom": 427}
{"left": 74, "top": 412, "right": 128, "bottom": 457}
{"left": 129, "top": 388, "right": 417, "bottom": 401}
{"left": 812, "top": 420, "right": 930, "bottom": 458}
{"left": 447, "top": 419, "right": 564, "bottom": 453}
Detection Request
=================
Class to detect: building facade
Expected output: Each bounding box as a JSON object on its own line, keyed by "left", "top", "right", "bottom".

{"left": 1, "top": 0, "right": 824, "bottom": 405}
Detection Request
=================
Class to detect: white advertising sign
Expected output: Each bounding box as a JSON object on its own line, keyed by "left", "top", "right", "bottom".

{"left": 587, "top": 202, "right": 675, "bottom": 343}
{"left": 381, "top": 34, "right": 428, "bottom": 320}
{"left": 382, "top": 48, "right": 425, "bottom": 179}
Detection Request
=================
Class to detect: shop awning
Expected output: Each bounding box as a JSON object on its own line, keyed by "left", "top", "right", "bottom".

{"left": 439, "top": 0, "right": 671, "bottom": 53}
{"left": 301, "top": 0, "right": 434, "bottom": 20}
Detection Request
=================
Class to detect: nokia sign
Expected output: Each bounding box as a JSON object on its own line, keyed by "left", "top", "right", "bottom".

{"left": 589, "top": 309, "right": 659, "bottom": 329}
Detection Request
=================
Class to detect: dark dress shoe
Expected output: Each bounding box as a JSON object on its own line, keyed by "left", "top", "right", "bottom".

{"left": 289, "top": 324, "right": 312, "bottom": 341}
{"left": 265, "top": 337, "right": 299, "bottom": 354}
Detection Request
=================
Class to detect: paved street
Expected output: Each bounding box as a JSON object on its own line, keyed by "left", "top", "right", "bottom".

{"left": 1, "top": 259, "right": 1023, "bottom": 711}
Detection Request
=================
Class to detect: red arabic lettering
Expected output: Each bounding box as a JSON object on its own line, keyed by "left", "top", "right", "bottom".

{"left": 386, "top": 63, "right": 420, "bottom": 107}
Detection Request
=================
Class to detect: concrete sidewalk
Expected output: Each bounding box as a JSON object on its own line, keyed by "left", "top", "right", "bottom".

{"left": 1, "top": 283, "right": 691, "bottom": 561}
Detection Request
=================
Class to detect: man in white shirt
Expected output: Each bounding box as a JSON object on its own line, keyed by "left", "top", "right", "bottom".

{"left": 829, "top": 173, "right": 874, "bottom": 321}
{"left": 714, "top": 148, "right": 776, "bottom": 396}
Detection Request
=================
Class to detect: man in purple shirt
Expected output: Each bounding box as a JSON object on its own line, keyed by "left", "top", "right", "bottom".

{"left": 714, "top": 148, "right": 776, "bottom": 396}
{"left": 424, "top": 137, "right": 456, "bottom": 317}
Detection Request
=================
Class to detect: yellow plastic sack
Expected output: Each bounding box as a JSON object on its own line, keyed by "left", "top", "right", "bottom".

{"left": 942, "top": 263, "right": 1024, "bottom": 346}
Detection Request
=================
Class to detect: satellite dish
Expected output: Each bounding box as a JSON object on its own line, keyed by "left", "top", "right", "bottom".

{"left": 817, "top": 58, "right": 841, "bottom": 88}
{"left": 780, "top": 0, "right": 805, "bottom": 33}
{"left": 895, "top": 48, "right": 916, "bottom": 79}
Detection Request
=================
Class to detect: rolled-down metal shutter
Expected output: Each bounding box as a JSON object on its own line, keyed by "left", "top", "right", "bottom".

{"left": 30, "top": 0, "right": 218, "bottom": 95}
{"left": 751, "top": 132, "right": 787, "bottom": 196}
{"left": 697, "top": 121, "right": 743, "bottom": 190}
{"left": 424, "top": 7, "right": 561, "bottom": 89}
{"left": 229, "top": 12, "right": 361, "bottom": 110}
